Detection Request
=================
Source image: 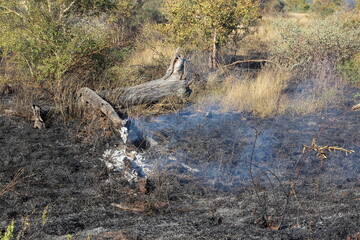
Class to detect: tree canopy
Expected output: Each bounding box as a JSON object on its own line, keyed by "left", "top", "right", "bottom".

{"left": 160, "top": 0, "right": 260, "bottom": 67}
{"left": 0, "top": 0, "right": 137, "bottom": 85}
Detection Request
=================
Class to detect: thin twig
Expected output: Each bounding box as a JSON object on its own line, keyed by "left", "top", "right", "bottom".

{"left": 248, "top": 129, "right": 265, "bottom": 208}
{"left": 0, "top": 5, "right": 24, "bottom": 19}
{"left": 223, "top": 59, "right": 269, "bottom": 67}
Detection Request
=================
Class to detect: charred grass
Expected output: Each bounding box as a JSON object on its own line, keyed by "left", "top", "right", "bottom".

{"left": 0, "top": 96, "right": 360, "bottom": 239}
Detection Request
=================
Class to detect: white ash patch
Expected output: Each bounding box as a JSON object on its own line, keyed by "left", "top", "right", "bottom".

{"left": 118, "top": 127, "right": 128, "bottom": 144}
{"left": 101, "top": 147, "right": 151, "bottom": 182}
{"left": 101, "top": 147, "right": 200, "bottom": 182}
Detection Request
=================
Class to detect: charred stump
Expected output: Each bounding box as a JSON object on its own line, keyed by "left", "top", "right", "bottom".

{"left": 31, "top": 105, "right": 45, "bottom": 130}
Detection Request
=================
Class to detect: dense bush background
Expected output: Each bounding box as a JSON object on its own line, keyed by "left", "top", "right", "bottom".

{"left": 0, "top": 0, "right": 359, "bottom": 117}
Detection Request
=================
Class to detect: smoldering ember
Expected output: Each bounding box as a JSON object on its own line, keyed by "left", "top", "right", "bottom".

{"left": 1, "top": 1, "right": 360, "bottom": 239}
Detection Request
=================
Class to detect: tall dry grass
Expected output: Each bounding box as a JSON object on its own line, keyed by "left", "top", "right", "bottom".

{"left": 220, "top": 67, "right": 290, "bottom": 117}
{"left": 127, "top": 43, "right": 174, "bottom": 66}
{"left": 192, "top": 67, "right": 290, "bottom": 117}
{"left": 192, "top": 62, "right": 347, "bottom": 117}
{"left": 102, "top": 29, "right": 176, "bottom": 90}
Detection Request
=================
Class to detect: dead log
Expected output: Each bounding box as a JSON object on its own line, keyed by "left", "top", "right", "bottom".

{"left": 77, "top": 87, "right": 125, "bottom": 128}
{"left": 76, "top": 49, "right": 189, "bottom": 144}
{"left": 100, "top": 48, "right": 190, "bottom": 107}
{"left": 77, "top": 87, "right": 128, "bottom": 142}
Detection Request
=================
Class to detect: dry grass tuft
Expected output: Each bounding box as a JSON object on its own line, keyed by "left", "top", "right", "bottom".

{"left": 102, "top": 38, "right": 174, "bottom": 90}
{"left": 220, "top": 67, "right": 290, "bottom": 117}
{"left": 192, "top": 67, "right": 290, "bottom": 117}
{"left": 285, "top": 12, "right": 314, "bottom": 25}
{"left": 127, "top": 41, "right": 174, "bottom": 67}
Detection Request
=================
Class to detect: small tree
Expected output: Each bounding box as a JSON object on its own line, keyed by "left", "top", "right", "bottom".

{"left": 160, "top": 0, "right": 260, "bottom": 68}
{"left": 0, "top": 0, "right": 139, "bottom": 115}
{"left": 0, "top": 0, "right": 137, "bottom": 85}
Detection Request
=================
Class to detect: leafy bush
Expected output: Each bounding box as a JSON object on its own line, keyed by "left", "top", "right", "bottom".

{"left": 271, "top": 15, "right": 360, "bottom": 69}
{"left": 339, "top": 53, "right": 360, "bottom": 84}
{"left": 268, "top": 14, "right": 360, "bottom": 113}
{"left": 0, "top": 0, "right": 121, "bottom": 85}
{"left": 311, "top": 0, "right": 343, "bottom": 16}
{"left": 0, "top": 0, "right": 141, "bottom": 116}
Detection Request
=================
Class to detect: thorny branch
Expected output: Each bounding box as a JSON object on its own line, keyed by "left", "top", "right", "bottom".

{"left": 303, "top": 138, "right": 355, "bottom": 160}
{"left": 277, "top": 137, "right": 355, "bottom": 229}
{"left": 251, "top": 130, "right": 355, "bottom": 230}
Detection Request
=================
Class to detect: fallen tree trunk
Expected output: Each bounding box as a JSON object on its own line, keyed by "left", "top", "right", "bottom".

{"left": 77, "top": 87, "right": 124, "bottom": 129}
{"left": 77, "top": 87, "right": 129, "bottom": 142}
{"left": 100, "top": 48, "right": 190, "bottom": 107}
{"left": 76, "top": 49, "right": 189, "bottom": 143}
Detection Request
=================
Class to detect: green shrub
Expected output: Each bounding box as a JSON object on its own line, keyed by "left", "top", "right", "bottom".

{"left": 339, "top": 54, "right": 360, "bottom": 84}
{"left": 311, "top": 0, "right": 343, "bottom": 16}
{"left": 269, "top": 14, "right": 360, "bottom": 112}
{"left": 0, "top": 0, "right": 121, "bottom": 85}
{"left": 271, "top": 15, "right": 360, "bottom": 69}
{"left": 284, "top": 0, "right": 311, "bottom": 12}
{"left": 0, "top": 0, "right": 141, "bottom": 116}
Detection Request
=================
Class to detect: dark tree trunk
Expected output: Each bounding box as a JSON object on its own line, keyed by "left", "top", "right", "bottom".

{"left": 209, "top": 31, "right": 219, "bottom": 68}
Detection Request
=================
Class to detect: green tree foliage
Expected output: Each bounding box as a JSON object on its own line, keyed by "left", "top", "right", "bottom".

{"left": 160, "top": 0, "right": 260, "bottom": 68}
{"left": 0, "top": 0, "right": 135, "bottom": 86}
{"left": 0, "top": 0, "right": 141, "bottom": 116}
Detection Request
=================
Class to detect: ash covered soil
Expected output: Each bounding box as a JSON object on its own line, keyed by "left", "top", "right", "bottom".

{"left": 0, "top": 96, "right": 360, "bottom": 239}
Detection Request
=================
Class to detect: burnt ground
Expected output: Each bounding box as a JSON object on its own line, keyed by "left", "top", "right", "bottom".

{"left": 0, "top": 94, "right": 360, "bottom": 239}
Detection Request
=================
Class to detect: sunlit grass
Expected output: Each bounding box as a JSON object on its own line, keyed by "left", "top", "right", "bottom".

{"left": 220, "top": 68, "right": 290, "bottom": 117}
{"left": 128, "top": 44, "right": 174, "bottom": 66}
